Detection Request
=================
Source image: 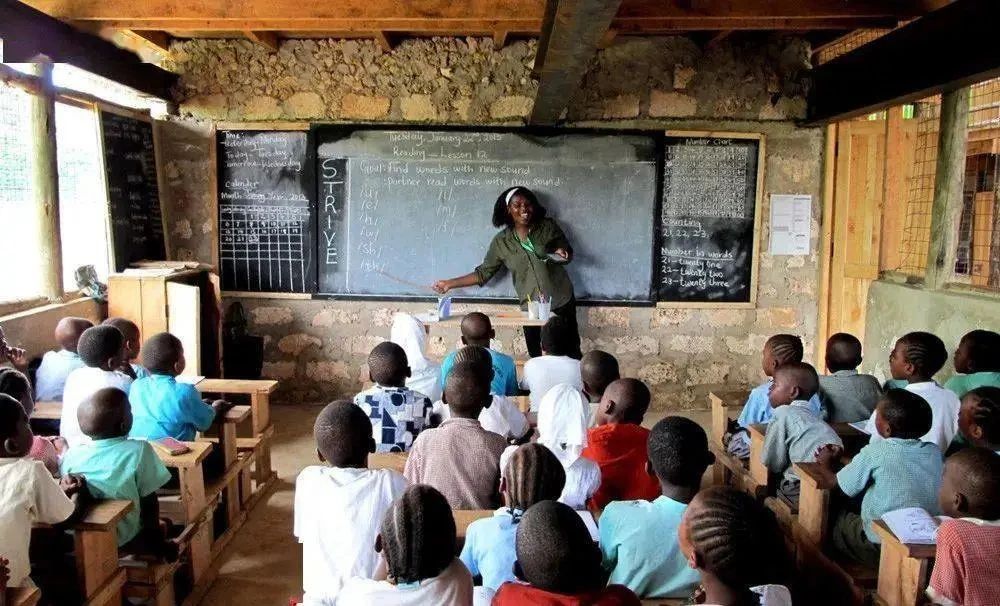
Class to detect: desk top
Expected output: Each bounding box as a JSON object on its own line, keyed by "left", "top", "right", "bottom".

{"left": 425, "top": 314, "right": 546, "bottom": 329}
{"left": 34, "top": 499, "right": 133, "bottom": 531}
{"left": 196, "top": 378, "right": 279, "bottom": 394}
{"left": 223, "top": 405, "right": 252, "bottom": 423}
{"left": 32, "top": 400, "right": 61, "bottom": 420}
{"left": 154, "top": 440, "right": 212, "bottom": 468}
{"left": 871, "top": 520, "right": 938, "bottom": 558}
{"left": 453, "top": 510, "right": 494, "bottom": 538}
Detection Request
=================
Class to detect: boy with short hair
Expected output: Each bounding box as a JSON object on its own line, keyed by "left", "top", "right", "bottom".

{"left": 493, "top": 500, "right": 641, "bottom": 605}
{"left": 926, "top": 448, "right": 1000, "bottom": 606}
{"left": 599, "top": 416, "right": 714, "bottom": 599}
{"left": 404, "top": 361, "right": 506, "bottom": 509}
{"left": 354, "top": 342, "right": 433, "bottom": 453}
{"left": 738, "top": 334, "right": 822, "bottom": 428}
{"left": 581, "top": 350, "right": 620, "bottom": 426}
{"left": 295, "top": 400, "right": 408, "bottom": 605}
{"left": 61, "top": 388, "right": 175, "bottom": 558}
{"left": 863, "top": 331, "right": 959, "bottom": 452}
{"left": 61, "top": 325, "right": 133, "bottom": 448}
{"left": 583, "top": 378, "right": 660, "bottom": 510}
{"left": 521, "top": 316, "right": 583, "bottom": 411}
{"left": 815, "top": 390, "right": 943, "bottom": 566}
{"left": 34, "top": 317, "right": 93, "bottom": 401}
{"left": 944, "top": 329, "right": 1000, "bottom": 398}
{"left": 761, "top": 362, "right": 843, "bottom": 494}
{"left": 102, "top": 317, "right": 149, "bottom": 380}
{"left": 819, "top": 333, "right": 883, "bottom": 423}
{"left": 439, "top": 312, "right": 518, "bottom": 397}
{"left": 432, "top": 346, "right": 529, "bottom": 441}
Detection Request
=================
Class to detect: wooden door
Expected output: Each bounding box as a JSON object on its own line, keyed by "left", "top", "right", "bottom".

{"left": 167, "top": 282, "right": 202, "bottom": 376}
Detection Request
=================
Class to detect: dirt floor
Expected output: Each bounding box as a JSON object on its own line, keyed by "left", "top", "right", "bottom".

{"left": 199, "top": 405, "right": 711, "bottom": 604}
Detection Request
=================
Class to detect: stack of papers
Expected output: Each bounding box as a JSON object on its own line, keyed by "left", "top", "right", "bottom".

{"left": 881, "top": 507, "right": 949, "bottom": 544}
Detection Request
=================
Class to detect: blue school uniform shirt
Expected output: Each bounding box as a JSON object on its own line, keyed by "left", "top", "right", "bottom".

{"left": 884, "top": 378, "right": 909, "bottom": 391}
{"left": 131, "top": 363, "right": 151, "bottom": 380}
{"left": 440, "top": 348, "right": 518, "bottom": 397}
{"left": 459, "top": 508, "right": 521, "bottom": 591}
{"left": 34, "top": 349, "right": 87, "bottom": 401}
{"left": 599, "top": 496, "right": 700, "bottom": 599}
{"left": 61, "top": 437, "right": 171, "bottom": 545}
{"left": 128, "top": 374, "right": 216, "bottom": 441}
{"left": 737, "top": 379, "right": 823, "bottom": 427}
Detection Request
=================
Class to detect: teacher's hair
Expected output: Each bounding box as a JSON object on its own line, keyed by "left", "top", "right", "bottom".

{"left": 492, "top": 186, "right": 547, "bottom": 229}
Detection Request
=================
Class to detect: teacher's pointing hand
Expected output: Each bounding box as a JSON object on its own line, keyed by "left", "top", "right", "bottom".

{"left": 432, "top": 280, "right": 451, "bottom": 294}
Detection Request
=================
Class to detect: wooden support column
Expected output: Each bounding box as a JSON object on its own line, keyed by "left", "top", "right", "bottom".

{"left": 29, "top": 60, "right": 63, "bottom": 299}
{"left": 925, "top": 86, "right": 970, "bottom": 289}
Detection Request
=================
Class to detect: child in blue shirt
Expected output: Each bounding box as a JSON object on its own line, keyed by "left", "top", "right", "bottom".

{"left": 460, "top": 443, "right": 566, "bottom": 591}
{"left": 737, "top": 334, "right": 822, "bottom": 428}
{"left": 599, "top": 416, "right": 713, "bottom": 599}
{"left": 34, "top": 317, "right": 93, "bottom": 401}
{"left": 102, "top": 318, "right": 150, "bottom": 380}
{"left": 440, "top": 312, "right": 518, "bottom": 397}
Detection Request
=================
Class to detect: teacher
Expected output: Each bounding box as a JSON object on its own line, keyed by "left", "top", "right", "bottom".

{"left": 433, "top": 186, "right": 581, "bottom": 358}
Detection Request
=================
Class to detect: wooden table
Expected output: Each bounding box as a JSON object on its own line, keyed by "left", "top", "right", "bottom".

{"left": 872, "top": 520, "right": 936, "bottom": 606}
{"left": 31, "top": 400, "right": 61, "bottom": 420}
{"left": 200, "top": 405, "right": 252, "bottom": 526}
{"left": 452, "top": 509, "right": 494, "bottom": 552}
{"left": 370, "top": 452, "right": 408, "bottom": 474}
{"left": 422, "top": 314, "right": 546, "bottom": 333}
{"left": 154, "top": 440, "right": 214, "bottom": 584}
{"left": 195, "top": 378, "right": 278, "bottom": 487}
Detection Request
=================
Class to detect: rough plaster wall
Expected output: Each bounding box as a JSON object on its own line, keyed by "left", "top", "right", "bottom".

{"left": 863, "top": 281, "right": 1000, "bottom": 385}
{"left": 157, "top": 119, "right": 216, "bottom": 265}
{"left": 163, "top": 35, "right": 821, "bottom": 409}
{"left": 2, "top": 299, "right": 105, "bottom": 357}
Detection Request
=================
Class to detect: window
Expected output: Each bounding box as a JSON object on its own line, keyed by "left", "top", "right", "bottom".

{"left": 56, "top": 102, "right": 110, "bottom": 290}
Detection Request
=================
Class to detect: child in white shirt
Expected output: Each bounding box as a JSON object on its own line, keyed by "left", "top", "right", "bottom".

{"left": 520, "top": 317, "right": 582, "bottom": 411}
{"left": 389, "top": 313, "right": 442, "bottom": 403}
{"left": 33, "top": 317, "right": 93, "bottom": 401}
{"left": 295, "top": 401, "right": 408, "bottom": 605}
{"left": 61, "top": 326, "right": 133, "bottom": 448}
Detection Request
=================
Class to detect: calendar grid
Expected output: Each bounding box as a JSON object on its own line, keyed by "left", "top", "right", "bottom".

{"left": 219, "top": 204, "right": 310, "bottom": 292}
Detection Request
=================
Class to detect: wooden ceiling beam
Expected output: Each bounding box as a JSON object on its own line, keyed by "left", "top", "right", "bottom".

{"left": 244, "top": 30, "right": 280, "bottom": 51}
{"left": 493, "top": 29, "right": 510, "bottom": 48}
{"left": 129, "top": 29, "right": 172, "bottom": 54}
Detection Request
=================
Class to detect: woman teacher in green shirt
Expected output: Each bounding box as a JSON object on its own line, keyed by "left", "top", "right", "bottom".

{"left": 432, "top": 186, "right": 581, "bottom": 358}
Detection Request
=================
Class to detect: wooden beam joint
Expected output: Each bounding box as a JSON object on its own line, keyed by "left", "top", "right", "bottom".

{"left": 244, "top": 30, "right": 280, "bottom": 52}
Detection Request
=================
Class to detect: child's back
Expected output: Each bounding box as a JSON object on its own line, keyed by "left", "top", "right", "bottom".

{"left": 60, "top": 326, "right": 132, "bottom": 448}
{"left": 34, "top": 317, "right": 92, "bottom": 401}
{"left": 355, "top": 342, "right": 432, "bottom": 453}
{"left": 819, "top": 332, "right": 883, "bottom": 423}
{"left": 738, "top": 334, "right": 821, "bottom": 427}
{"left": 432, "top": 394, "right": 529, "bottom": 441}
{"left": 522, "top": 317, "right": 583, "bottom": 411}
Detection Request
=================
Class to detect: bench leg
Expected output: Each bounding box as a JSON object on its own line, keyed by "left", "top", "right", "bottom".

{"left": 74, "top": 528, "right": 121, "bottom": 603}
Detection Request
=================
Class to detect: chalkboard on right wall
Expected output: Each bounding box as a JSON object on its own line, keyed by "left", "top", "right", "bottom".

{"left": 657, "top": 132, "right": 764, "bottom": 307}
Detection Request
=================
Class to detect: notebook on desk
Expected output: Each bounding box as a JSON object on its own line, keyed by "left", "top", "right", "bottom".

{"left": 882, "top": 507, "right": 950, "bottom": 544}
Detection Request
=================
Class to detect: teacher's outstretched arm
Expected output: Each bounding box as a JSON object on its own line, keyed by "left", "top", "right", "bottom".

{"left": 433, "top": 273, "right": 479, "bottom": 294}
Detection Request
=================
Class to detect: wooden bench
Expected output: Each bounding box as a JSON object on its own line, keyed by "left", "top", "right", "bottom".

{"left": 8, "top": 587, "right": 41, "bottom": 606}
{"left": 370, "top": 452, "right": 408, "bottom": 474}
{"left": 707, "top": 390, "right": 769, "bottom": 497}
{"left": 452, "top": 509, "right": 494, "bottom": 552}
{"left": 30, "top": 400, "right": 61, "bottom": 420}
{"left": 199, "top": 405, "right": 252, "bottom": 528}
{"left": 154, "top": 440, "right": 214, "bottom": 584}
{"left": 871, "top": 520, "right": 935, "bottom": 606}
{"left": 121, "top": 560, "right": 180, "bottom": 606}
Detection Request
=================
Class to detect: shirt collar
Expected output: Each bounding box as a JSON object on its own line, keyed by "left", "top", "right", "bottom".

{"left": 832, "top": 370, "right": 858, "bottom": 377}
{"left": 89, "top": 436, "right": 129, "bottom": 448}
{"left": 958, "top": 517, "right": 1000, "bottom": 527}
{"left": 441, "top": 417, "right": 482, "bottom": 429}
{"left": 906, "top": 381, "right": 940, "bottom": 391}
{"left": 654, "top": 495, "right": 688, "bottom": 510}
{"left": 494, "top": 507, "right": 523, "bottom": 517}
{"left": 150, "top": 373, "right": 175, "bottom": 381}
{"left": 883, "top": 437, "right": 924, "bottom": 446}
{"left": 789, "top": 400, "right": 813, "bottom": 409}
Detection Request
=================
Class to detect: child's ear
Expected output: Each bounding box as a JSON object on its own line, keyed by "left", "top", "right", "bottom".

{"left": 316, "top": 449, "right": 326, "bottom": 463}
{"left": 2, "top": 437, "right": 16, "bottom": 456}
{"left": 512, "top": 560, "right": 525, "bottom": 582}
{"left": 970, "top": 423, "right": 985, "bottom": 441}
{"left": 404, "top": 365, "right": 412, "bottom": 379}
{"left": 603, "top": 400, "right": 616, "bottom": 415}
{"left": 499, "top": 476, "right": 507, "bottom": 495}
{"left": 644, "top": 459, "right": 655, "bottom": 478}
{"left": 790, "top": 385, "right": 801, "bottom": 401}
{"left": 374, "top": 534, "right": 383, "bottom": 554}
{"left": 368, "top": 438, "right": 376, "bottom": 454}
{"left": 954, "top": 491, "right": 970, "bottom": 515}
{"left": 442, "top": 389, "right": 449, "bottom": 405}
{"left": 686, "top": 548, "right": 702, "bottom": 571}
{"left": 489, "top": 329, "right": 496, "bottom": 340}
{"left": 368, "top": 368, "right": 375, "bottom": 382}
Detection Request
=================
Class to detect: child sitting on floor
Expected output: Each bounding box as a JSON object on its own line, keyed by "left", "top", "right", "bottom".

{"left": 355, "top": 342, "right": 433, "bottom": 453}
{"left": 815, "top": 389, "right": 943, "bottom": 567}
{"left": 440, "top": 312, "right": 519, "bottom": 397}
{"left": 678, "top": 487, "right": 793, "bottom": 606}
{"left": 581, "top": 350, "right": 620, "bottom": 426}
{"left": 102, "top": 317, "right": 149, "bottom": 380}
{"left": 502, "top": 383, "right": 600, "bottom": 510}
{"left": 461, "top": 443, "right": 566, "bottom": 592}
{"left": 926, "top": 448, "right": 1000, "bottom": 606}
{"left": 0, "top": 393, "right": 84, "bottom": 590}
{"left": 405, "top": 362, "right": 506, "bottom": 509}
{"left": 493, "top": 500, "right": 641, "bottom": 605}
{"left": 61, "top": 388, "right": 175, "bottom": 560}
{"left": 944, "top": 329, "right": 1000, "bottom": 398}
{"left": 819, "top": 333, "right": 883, "bottom": 423}
{"left": 61, "top": 325, "right": 133, "bottom": 448}
{"left": 521, "top": 316, "right": 583, "bottom": 411}
{"left": 737, "top": 334, "right": 822, "bottom": 429}
{"left": 295, "top": 400, "right": 408, "bottom": 605}
{"left": 0, "top": 368, "right": 63, "bottom": 475}
{"left": 583, "top": 378, "right": 660, "bottom": 510}
{"left": 34, "top": 317, "right": 93, "bottom": 401}
{"left": 390, "top": 312, "right": 442, "bottom": 403}
{"left": 761, "top": 362, "right": 842, "bottom": 498}
{"left": 336, "top": 485, "right": 473, "bottom": 605}
{"left": 951, "top": 386, "right": 1000, "bottom": 455}
{"left": 863, "top": 331, "right": 959, "bottom": 452}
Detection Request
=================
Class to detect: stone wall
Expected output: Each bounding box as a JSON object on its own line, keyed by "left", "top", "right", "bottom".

{"left": 162, "top": 35, "right": 823, "bottom": 409}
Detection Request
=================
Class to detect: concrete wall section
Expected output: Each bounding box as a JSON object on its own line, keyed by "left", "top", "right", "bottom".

{"left": 2, "top": 298, "right": 106, "bottom": 360}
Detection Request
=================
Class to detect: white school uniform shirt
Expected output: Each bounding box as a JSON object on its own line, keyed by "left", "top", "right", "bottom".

{"left": 334, "top": 558, "right": 474, "bottom": 606}
{"left": 864, "top": 381, "right": 959, "bottom": 452}
{"left": 294, "top": 465, "right": 408, "bottom": 606}
{"left": 520, "top": 355, "right": 582, "bottom": 411}
{"left": 60, "top": 367, "right": 133, "bottom": 449}
{"left": 431, "top": 396, "right": 529, "bottom": 441}
{"left": 34, "top": 349, "right": 87, "bottom": 401}
{"left": 0, "top": 457, "right": 77, "bottom": 587}
{"left": 391, "top": 313, "right": 443, "bottom": 403}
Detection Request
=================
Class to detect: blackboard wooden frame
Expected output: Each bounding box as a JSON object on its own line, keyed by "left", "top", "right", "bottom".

{"left": 657, "top": 130, "right": 766, "bottom": 309}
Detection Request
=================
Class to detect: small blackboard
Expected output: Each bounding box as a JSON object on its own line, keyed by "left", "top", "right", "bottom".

{"left": 658, "top": 132, "right": 763, "bottom": 306}
{"left": 217, "top": 129, "right": 316, "bottom": 293}
{"left": 99, "top": 110, "right": 166, "bottom": 271}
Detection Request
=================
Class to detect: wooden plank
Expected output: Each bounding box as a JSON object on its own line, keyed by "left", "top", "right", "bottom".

{"left": 166, "top": 281, "right": 202, "bottom": 377}
{"left": 807, "top": 0, "right": 1000, "bottom": 125}
{"left": 872, "top": 520, "right": 934, "bottom": 606}
{"left": 971, "top": 191, "right": 996, "bottom": 286}
{"left": 529, "top": 0, "right": 623, "bottom": 125}
{"left": 794, "top": 462, "right": 830, "bottom": 546}
{"left": 27, "top": 61, "right": 63, "bottom": 301}
{"left": 372, "top": 31, "right": 394, "bottom": 51}
{"left": 32, "top": 400, "right": 61, "bottom": 419}
{"left": 123, "top": 29, "right": 172, "bottom": 54}
{"left": 748, "top": 424, "right": 770, "bottom": 491}
{"left": 370, "top": 452, "right": 408, "bottom": 474}
{"left": 156, "top": 440, "right": 213, "bottom": 469}
{"left": 196, "top": 378, "right": 279, "bottom": 395}
{"left": 816, "top": 124, "right": 837, "bottom": 364}
{"left": 244, "top": 30, "right": 280, "bottom": 51}
{"left": 880, "top": 107, "right": 917, "bottom": 272}
{"left": 10, "top": 587, "right": 41, "bottom": 606}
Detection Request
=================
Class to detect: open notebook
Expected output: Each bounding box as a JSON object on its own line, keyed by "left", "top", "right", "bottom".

{"left": 882, "top": 507, "right": 951, "bottom": 544}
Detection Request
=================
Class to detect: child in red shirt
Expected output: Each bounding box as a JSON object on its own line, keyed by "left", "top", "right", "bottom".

{"left": 493, "top": 500, "right": 640, "bottom": 606}
{"left": 583, "top": 379, "right": 660, "bottom": 510}
{"left": 926, "top": 447, "right": 1000, "bottom": 606}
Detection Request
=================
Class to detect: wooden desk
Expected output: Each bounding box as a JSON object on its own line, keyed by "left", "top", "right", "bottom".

{"left": 872, "top": 520, "right": 936, "bottom": 606}
{"left": 708, "top": 389, "right": 749, "bottom": 486}
{"left": 9, "top": 586, "right": 41, "bottom": 606}
{"left": 200, "top": 405, "right": 251, "bottom": 527}
{"left": 31, "top": 400, "right": 61, "bottom": 420}
{"left": 794, "top": 462, "right": 832, "bottom": 546}
{"left": 195, "top": 378, "right": 278, "bottom": 486}
{"left": 370, "top": 452, "right": 408, "bottom": 475}
{"left": 155, "top": 440, "right": 213, "bottom": 523}
{"left": 747, "top": 424, "right": 770, "bottom": 493}
{"left": 453, "top": 509, "right": 494, "bottom": 552}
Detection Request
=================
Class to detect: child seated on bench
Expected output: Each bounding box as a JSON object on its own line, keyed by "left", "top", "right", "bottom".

{"left": 34, "top": 317, "right": 92, "bottom": 402}
{"left": 61, "top": 325, "right": 133, "bottom": 448}
{"left": 101, "top": 318, "right": 150, "bottom": 380}
{"left": 944, "top": 329, "right": 1000, "bottom": 398}
{"left": 0, "top": 368, "right": 63, "bottom": 476}
{"left": 440, "top": 312, "right": 519, "bottom": 397}
{"left": 355, "top": 342, "right": 433, "bottom": 453}
{"left": 737, "top": 334, "right": 822, "bottom": 428}
{"left": 521, "top": 317, "right": 582, "bottom": 411}
{"left": 818, "top": 333, "right": 883, "bottom": 423}
{"left": 949, "top": 386, "right": 1000, "bottom": 455}
{"left": 581, "top": 350, "right": 619, "bottom": 426}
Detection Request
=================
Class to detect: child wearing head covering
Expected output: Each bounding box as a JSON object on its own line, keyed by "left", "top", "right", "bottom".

{"left": 500, "top": 383, "right": 600, "bottom": 510}
{"left": 390, "top": 313, "right": 442, "bottom": 403}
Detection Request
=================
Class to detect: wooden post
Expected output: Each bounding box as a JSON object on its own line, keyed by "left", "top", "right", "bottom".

{"left": 29, "top": 59, "right": 63, "bottom": 299}
{"left": 924, "top": 86, "right": 970, "bottom": 288}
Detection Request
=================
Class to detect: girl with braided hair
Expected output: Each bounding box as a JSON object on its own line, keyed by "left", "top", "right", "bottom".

{"left": 952, "top": 386, "right": 1000, "bottom": 454}
{"left": 460, "top": 443, "right": 566, "bottom": 592}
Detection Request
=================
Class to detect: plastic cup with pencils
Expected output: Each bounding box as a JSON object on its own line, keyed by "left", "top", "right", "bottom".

{"left": 536, "top": 293, "right": 551, "bottom": 321}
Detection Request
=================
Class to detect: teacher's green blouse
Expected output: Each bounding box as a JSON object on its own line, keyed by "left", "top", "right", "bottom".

{"left": 474, "top": 218, "right": 575, "bottom": 308}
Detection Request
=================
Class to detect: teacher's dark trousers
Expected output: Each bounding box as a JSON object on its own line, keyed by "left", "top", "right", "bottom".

{"left": 523, "top": 299, "right": 582, "bottom": 359}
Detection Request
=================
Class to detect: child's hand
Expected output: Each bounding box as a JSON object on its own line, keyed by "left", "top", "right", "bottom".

{"left": 211, "top": 399, "right": 235, "bottom": 417}
{"left": 60, "top": 473, "right": 87, "bottom": 497}
{"left": 47, "top": 436, "right": 69, "bottom": 456}
{"left": 814, "top": 443, "right": 843, "bottom": 468}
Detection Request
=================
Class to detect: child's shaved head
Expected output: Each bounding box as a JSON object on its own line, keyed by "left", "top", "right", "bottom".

{"left": 598, "top": 378, "right": 651, "bottom": 425}
{"left": 580, "top": 350, "right": 620, "bottom": 402}
{"left": 0, "top": 393, "right": 32, "bottom": 457}
{"left": 368, "top": 342, "right": 408, "bottom": 386}
{"left": 77, "top": 325, "right": 125, "bottom": 369}
{"left": 460, "top": 312, "right": 493, "bottom": 346}
{"left": 771, "top": 362, "right": 820, "bottom": 404}
{"left": 141, "top": 332, "right": 185, "bottom": 375}
{"left": 515, "top": 500, "right": 601, "bottom": 593}
{"left": 825, "top": 333, "right": 863, "bottom": 372}
{"left": 78, "top": 387, "right": 131, "bottom": 440}
{"left": 876, "top": 389, "right": 932, "bottom": 439}
{"left": 55, "top": 317, "right": 94, "bottom": 352}
{"left": 453, "top": 345, "right": 493, "bottom": 384}
{"left": 103, "top": 318, "right": 141, "bottom": 359}
{"left": 940, "top": 448, "right": 1000, "bottom": 520}
{"left": 313, "top": 400, "right": 373, "bottom": 467}
{"left": 444, "top": 361, "right": 491, "bottom": 418}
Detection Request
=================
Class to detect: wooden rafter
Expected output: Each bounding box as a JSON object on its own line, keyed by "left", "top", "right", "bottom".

{"left": 129, "top": 29, "right": 172, "bottom": 53}
{"left": 244, "top": 30, "right": 280, "bottom": 52}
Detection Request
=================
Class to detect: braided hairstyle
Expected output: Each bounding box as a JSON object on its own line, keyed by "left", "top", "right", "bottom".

{"left": 766, "top": 334, "right": 805, "bottom": 367}
{"left": 0, "top": 367, "right": 33, "bottom": 416}
{"left": 503, "top": 444, "right": 566, "bottom": 516}
{"left": 685, "top": 486, "right": 790, "bottom": 598}
{"left": 959, "top": 330, "right": 1000, "bottom": 373}
{"left": 964, "top": 387, "right": 1000, "bottom": 448}
{"left": 453, "top": 345, "right": 493, "bottom": 383}
{"left": 897, "top": 332, "right": 948, "bottom": 379}
{"left": 380, "top": 485, "right": 456, "bottom": 585}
